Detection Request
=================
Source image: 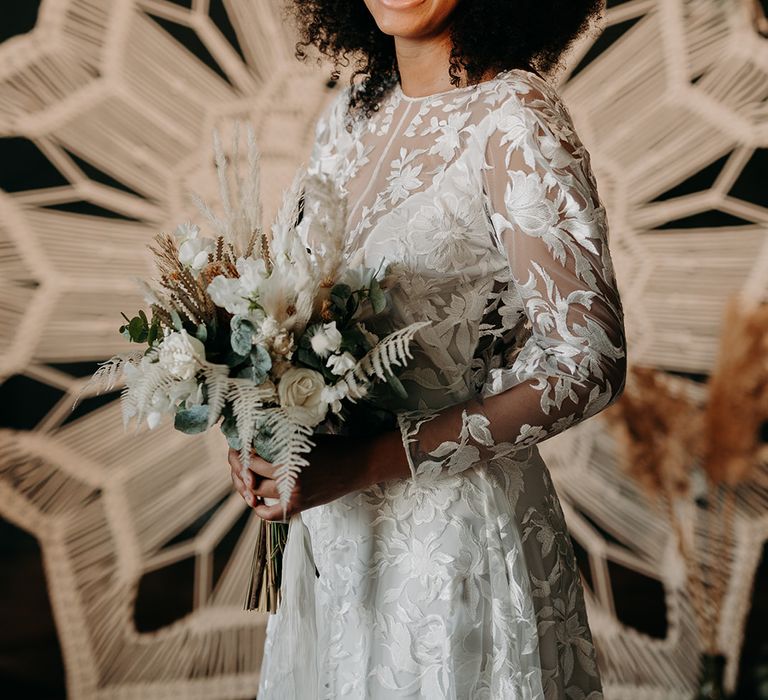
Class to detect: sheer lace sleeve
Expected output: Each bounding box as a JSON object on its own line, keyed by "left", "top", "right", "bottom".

{"left": 396, "top": 81, "right": 627, "bottom": 480}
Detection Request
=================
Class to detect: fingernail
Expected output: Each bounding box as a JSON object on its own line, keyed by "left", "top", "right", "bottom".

{"left": 246, "top": 493, "right": 254, "bottom": 506}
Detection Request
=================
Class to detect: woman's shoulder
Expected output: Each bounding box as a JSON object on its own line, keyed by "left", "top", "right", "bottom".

{"left": 478, "top": 68, "right": 584, "bottom": 156}
{"left": 482, "top": 69, "right": 571, "bottom": 126}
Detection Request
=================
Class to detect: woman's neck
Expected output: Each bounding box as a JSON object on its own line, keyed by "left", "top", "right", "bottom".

{"left": 394, "top": 31, "right": 497, "bottom": 98}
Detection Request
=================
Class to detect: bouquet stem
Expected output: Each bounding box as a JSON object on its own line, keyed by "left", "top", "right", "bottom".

{"left": 243, "top": 516, "right": 289, "bottom": 612}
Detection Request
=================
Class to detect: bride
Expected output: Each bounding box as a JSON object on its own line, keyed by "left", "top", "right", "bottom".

{"left": 229, "top": 0, "right": 625, "bottom": 697}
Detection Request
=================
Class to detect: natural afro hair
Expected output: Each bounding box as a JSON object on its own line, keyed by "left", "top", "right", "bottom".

{"left": 286, "top": 0, "right": 604, "bottom": 123}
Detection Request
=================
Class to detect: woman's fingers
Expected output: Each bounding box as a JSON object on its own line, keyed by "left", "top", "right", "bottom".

{"left": 253, "top": 500, "right": 290, "bottom": 522}
{"left": 252, "top": 478, "right": 279, "bottom": 499}
{"left": 247, "top": 453, "right": 276, "bottom": 479}
{"left": 231, "top": 469, "right": 248, "bottom": 501}
{"left": 227, "top": 447, "right": 276, "bottom": 482}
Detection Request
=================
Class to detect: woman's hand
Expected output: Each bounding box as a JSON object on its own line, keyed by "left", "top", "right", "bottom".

{"left": 228, "top": 430, "right": 411, "bottom": 521}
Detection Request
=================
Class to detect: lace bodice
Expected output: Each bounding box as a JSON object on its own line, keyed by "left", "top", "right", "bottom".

{"left": 307, "top": 68, "right": 626, "bottom": 477}
{"left": 258, "top": 68, "right": 626, "bottom": 699}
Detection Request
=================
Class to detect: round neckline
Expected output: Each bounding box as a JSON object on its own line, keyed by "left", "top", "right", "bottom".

{"left": 394, "top": 67, "right": 539, "bottom": 102}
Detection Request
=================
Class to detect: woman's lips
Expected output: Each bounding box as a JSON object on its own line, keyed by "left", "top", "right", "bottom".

{"left": 378, "top": 0, "right": 425, "bottom": 9}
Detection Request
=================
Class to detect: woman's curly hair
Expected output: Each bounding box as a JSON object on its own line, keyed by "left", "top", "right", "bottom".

{"left": 286, "top": 0, "right": 604, "bottom": 124}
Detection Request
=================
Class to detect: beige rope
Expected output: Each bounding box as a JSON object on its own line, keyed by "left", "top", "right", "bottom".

{"left": 0, "top": 0, "right": 766, "bottom": 697}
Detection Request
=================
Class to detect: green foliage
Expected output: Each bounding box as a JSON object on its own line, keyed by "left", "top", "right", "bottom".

{"left": 119, "top": 309, "right": 160, "bottom": 346}
{"left": 369, "top": 277, "right": 386, "bottom": 313}
{"left": 230, "top": 315, "right": 255, "bottom": 356}
{"left": 174, "top": 404, "right": 210, "bottom": 434}
{"left": 297, "top": 345, "right": 323, "bottom": 371}
{"left": 328, "top": 270, "right": 387, "bottom": 326}
{"left": 170, "top": 309, "right": 184, "bottom": 331}
{"left": 330, "top": 283, "right": 352, "bottom": 318}
{"left": 236, "top": 344, "right": 272, "bottom": 384}
{"left": 385, "top": 370, "right": 408, "bottom": 399}
{"left": 250, "top": 344, "right": 272, "bottom": 383}
{"left": 253, "top": 417, "right": 279, "bottom": 462}
{"left": 219, "top": 408, "right": 241, "bottom": 449}
{"left": 339, "top": 325, "right": 370, "bottom": 355}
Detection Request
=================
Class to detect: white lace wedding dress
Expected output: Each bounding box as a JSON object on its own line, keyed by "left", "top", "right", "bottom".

{"left": 257, "top": 67, "right": 626, "bottom": 699}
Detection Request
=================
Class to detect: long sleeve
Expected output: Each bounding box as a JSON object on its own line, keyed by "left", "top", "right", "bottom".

{"left": 396, "top": 81, "right": 627, "bottom": 480}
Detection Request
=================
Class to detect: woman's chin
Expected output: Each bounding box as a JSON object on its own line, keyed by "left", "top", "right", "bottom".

{"left": 366, "top": 0, "right": 459, "bottom": 38}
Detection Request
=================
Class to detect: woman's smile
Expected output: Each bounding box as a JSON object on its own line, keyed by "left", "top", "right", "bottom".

{"left": 378, "top": 0, "right": 426, "bottom": 9}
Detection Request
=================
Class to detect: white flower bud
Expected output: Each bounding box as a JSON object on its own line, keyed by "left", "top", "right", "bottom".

{"left": 326, "top": 351, "right": 356, "bottom": 376}
{"left": 310, "top": 321, "right": 342, "bottom": 358}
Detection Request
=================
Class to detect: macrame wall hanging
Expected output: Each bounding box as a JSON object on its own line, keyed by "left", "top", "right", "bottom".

{"left": 0, "top": 0, "right": 765, "bottom": 698}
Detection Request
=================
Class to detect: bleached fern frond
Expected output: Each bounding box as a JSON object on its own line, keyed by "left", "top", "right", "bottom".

{"left": 72, "top": 351, "right": 145, "bottom": 410}
{"left": 344, "top": 321, "right": 430, "bottom": 385}
{"left": 201, "top": 362, "right": 233, "bottom": 429}
{"left": 334, "top": 370, "right": 371, "bottom": 406}
{"left": 228, "top": 378, "right": 279, "bottom": 470}
{"left": 120, "top": 358, "right": 176, "bottom": 431}
{"left": 257, "top": 406, "right": 316, "bottom": 519}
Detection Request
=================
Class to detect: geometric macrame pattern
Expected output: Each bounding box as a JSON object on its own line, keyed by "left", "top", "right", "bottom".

{"left": 0, "top": 0, "right": 766, "bottom": 697}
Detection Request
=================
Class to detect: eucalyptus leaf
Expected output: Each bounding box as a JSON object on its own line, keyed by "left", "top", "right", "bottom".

{"left": 219, "top": 412, "right": 241, "bottom": 450}
{"left": 174, "top": 405, "right": 210, "bottom": 434}
{"left": 148, "top": 318, "right": 160, "bottom": 346}
{"left": 369, "top": 278, "right": 386, "bottom": 314}
{"left": 297, "top": 346, "right": 322, "bottom": 370}
{"left": 170, "top": 309, "right": 184, "bottom": 331}
{"left": 330, "top": 283, "right": 352, "bottom": 308}
{"left": 250, "top": 345, "right": 272, "bottom": 384}
{"left": 128, "top": 315, "right": 146, "bottom": 340}
{"left": 224, "top": 349, "right": 249, "bottom": 367}
{"left": 254, "top": 420, "right": 279, "bottom": 462}
{"left": 195, "top": 323, "right": 208, "bottom": 343}
{"left": 230, "top": 315, "right": 254, "bottom": 356}
{"left": 385, "top": 371, "right": 408, "bottom": 399}
{"left": 340, "top": 326, "right": 366, "bottom": 353}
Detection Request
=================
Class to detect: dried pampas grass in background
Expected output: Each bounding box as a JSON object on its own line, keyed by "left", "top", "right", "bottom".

{"left": 605, "top": 292, "right": 768, "bottom": 655}
{"left": 701, "top": 295, "right": 768, "bottom": 485}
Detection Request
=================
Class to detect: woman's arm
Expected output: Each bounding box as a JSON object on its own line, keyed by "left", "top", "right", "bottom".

{"left": 394, "top": 78, "right": 627, "bottom": 479}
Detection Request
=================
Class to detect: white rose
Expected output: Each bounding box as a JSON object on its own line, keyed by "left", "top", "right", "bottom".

{"left": 158, "top": 329, "right": 206, "bottom": 381}
{"left": 326, "top": 351, "right": 356, "bottom": 376}
{"left": 277, "top": 368, "right": 328, "bottom": 426}
{"left": 173, "top": 221, "right": 215, "bottom": 271}
{"left": 310, "top": 321, "right": 342, "bottom": 358}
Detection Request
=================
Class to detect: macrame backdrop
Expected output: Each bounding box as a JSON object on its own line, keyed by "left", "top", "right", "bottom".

{"left": 0, "top": 0, "right": 766, "bottom": 698}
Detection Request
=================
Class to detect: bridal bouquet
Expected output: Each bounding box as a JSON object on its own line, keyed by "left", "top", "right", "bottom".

{"left": 74, "top": 121, "right": 427, "bottom": 613}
